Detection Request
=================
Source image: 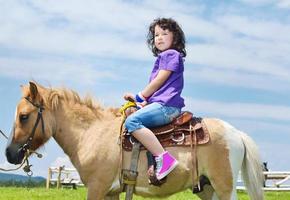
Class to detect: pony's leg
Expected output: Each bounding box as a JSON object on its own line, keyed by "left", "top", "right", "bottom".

{"left": 87, "top": 182, "right": 110, "bottom": 200}
{"left": 196, "top": 185, "right": 214, "bottom": 200}
{"left": 87, "top": 186, "right": 120, "bottom": 200}
{"left": 197, "top": 145, "right": 235, "bottom": 200}
{"left": 210, "top": 191, "right": 237, "bottom": 200}
{"left": 198, "top": 147, "right": 236, "bottom": 200}
{"left": 205, "top": 148, "right": 241, "bottom": 200}
{"left": 199, "top": 120, "right": 244, "bottom": 200}
{"left": 87, "top": 188, "right": 105, "bottom": 200}
{"left": 196, "top": 185, "right": 236, "bottom": 200}
{"left": 104, "top": 195, "right": 120, "bottom": 200}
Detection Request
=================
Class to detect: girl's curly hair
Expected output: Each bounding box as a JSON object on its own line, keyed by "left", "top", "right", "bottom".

{"left": 147, "top": 18, "right": 186, "bottom": 57}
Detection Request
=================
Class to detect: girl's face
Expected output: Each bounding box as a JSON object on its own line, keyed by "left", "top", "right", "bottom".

{"left": 154, "top": 25, "right": 174, "bottom": 52}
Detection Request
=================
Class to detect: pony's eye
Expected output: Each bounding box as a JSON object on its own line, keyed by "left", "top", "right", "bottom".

{"left": 19, "top": 114, "right": 29, "bottom": 123}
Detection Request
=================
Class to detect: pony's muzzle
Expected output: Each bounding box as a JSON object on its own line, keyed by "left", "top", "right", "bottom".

{"left": 5, "top": 143, "right": 25, "bottom": 165}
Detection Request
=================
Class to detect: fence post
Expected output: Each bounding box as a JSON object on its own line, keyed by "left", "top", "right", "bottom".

{"left": 57, "top": 166, "right": 62, "bottom": 189}
{"left": 46, "top": 168, "right": 51, "bottom": 189}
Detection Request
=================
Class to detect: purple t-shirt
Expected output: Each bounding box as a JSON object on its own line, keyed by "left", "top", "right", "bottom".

{"left": 147, "top": 49, "right": 185, "bottom": 108}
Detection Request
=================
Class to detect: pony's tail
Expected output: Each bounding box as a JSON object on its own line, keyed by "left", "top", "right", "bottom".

{"left": 240, "top": 132, "right": 264, "bottom": 200}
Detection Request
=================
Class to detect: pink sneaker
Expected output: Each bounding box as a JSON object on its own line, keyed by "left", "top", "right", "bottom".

{"left": 155, "top": 151, "right": 178, "bottom": 180}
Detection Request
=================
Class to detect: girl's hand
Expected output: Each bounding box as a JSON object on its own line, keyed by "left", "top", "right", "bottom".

{"left": 140, "top": 101, "right": 148, "bottom": 107}
{"left": 136, "top": 101, "right": 147, "bottom": 110}
{"left": 123, "top": 93, "right": 135, "bottom": 101}
{"left": 125, "top": 106, "right": 137, "bottom": 117}
{"left": 147, "top": 165, "right": 155, "bottom": 177}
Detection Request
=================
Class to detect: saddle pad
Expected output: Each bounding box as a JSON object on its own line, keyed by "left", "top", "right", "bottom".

{"left": 122, "top": 117, "right": 210, "bottom": 151}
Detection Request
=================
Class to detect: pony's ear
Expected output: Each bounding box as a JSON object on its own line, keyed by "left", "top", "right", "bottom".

{"left": 20, "top": 84, "right": 25, "bottom": 92}
{"left": 29, "top": 81, "right": 39, "bottom": 100}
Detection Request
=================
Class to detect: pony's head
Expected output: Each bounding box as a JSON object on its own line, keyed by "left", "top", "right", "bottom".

{"left": 6, "top": 82, "right": 54, "bottom": 164}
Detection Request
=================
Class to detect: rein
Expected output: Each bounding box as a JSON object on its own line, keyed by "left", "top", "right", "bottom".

{"left": 0, "top": 97, "right": 44, "bottom": 175}
{"left": 0, "top": 150, "right": 33, "bottom": 176}
{"left": 0, "top": 129, "right": 8, "bottom": 139}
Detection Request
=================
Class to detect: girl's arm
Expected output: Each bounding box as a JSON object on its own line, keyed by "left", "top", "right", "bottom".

{"left": 123, "top": 69, "right": 171, "bottom": 102}
{"left": 141, "top": 69, "right": 172, "bottom": 98}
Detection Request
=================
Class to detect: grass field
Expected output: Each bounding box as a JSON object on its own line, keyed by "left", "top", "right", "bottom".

{"left": 0, "top": 187, "right": 290, "bottom": 200}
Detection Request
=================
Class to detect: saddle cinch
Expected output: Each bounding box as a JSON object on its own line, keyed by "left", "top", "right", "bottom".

{"left": 122, "top": 111, "right": 210, "bottom": 151}
{"left": 120, "top": 111, "right": 211, "bottom": 195}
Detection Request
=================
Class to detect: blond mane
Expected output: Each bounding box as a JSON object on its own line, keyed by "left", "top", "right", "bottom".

{"left": 46, "top": 88, "right": 101, "bottom": 112}
{"left": 22, "top": 83, "right": 121, "bottom": 121}
{"left": 42, "top": 88, "right": 105, "bottom": 128}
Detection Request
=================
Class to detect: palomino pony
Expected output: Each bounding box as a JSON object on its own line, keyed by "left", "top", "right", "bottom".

{"left": 5, "top": 82, "right": 264, "bottom": 200}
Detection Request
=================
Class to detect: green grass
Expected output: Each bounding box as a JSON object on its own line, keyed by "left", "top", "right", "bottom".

{"left": 0, "top": 187, "right": 87, "bottom": 200}
{"left": 0, "top": 187, "right": 289, "bottom": 200}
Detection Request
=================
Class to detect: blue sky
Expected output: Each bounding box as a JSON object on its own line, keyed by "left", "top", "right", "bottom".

{"left": 0, "top": 0, "right": 290, "bottom": 178}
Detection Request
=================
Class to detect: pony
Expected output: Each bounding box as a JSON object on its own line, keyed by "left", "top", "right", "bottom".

{"left": 5, "top": 81, "right": 264, "bottom": 200}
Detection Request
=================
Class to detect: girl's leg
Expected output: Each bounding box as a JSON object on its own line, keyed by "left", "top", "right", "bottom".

{"left": 132, "top": 127, "right": 164, "bottom": 156}
{"left": 125, "top": 103, "right": 181, "bottom": 180}
{"left": 125, "top": 102, "right": 180, "bottom": 154}
{"left": 132, "top": 127, "right": 177, "bottom": 180}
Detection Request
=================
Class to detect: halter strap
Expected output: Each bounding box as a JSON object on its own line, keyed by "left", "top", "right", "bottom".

{"left": 21, "top": 97, "right": 45, "bottom": 152}
{"left": 24, "top": 97, "right": 44, "bottom": 111}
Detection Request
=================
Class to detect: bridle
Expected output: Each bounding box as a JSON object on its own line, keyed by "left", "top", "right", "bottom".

{"left": 20, "top": 96, "right": 45, "bottom": 153}
{"left": 0, "top": 97, "right": 45, "bottom": 175}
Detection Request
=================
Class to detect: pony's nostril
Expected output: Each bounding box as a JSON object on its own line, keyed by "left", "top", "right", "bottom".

{"left": 5, "top": 147, "right": 12, "bottom": 162}
{"left": 5, "top": 145, "right": 24, "bottom": 164}
{"left": 5, "top": 147, "right": 10, "bottom": 157}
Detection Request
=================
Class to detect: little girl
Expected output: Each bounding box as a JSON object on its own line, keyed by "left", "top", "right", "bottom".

{"left": 124, "top": 18, "right": 186, "bottom": 180}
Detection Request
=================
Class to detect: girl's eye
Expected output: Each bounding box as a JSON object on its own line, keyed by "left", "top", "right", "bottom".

{"left": 19, "top": 114, "right": 29, "bottom": 123}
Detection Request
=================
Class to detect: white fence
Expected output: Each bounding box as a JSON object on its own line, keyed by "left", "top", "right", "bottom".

{"left": 46, "top": 166, "right": 83, "bottom": 189}
{"left": 237, "top": 171, "right": 290, "bottom": 191}
{"left": 47, "top": 167, "right": 290, "bottom": 191}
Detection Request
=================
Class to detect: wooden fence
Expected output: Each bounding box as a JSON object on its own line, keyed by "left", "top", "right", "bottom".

{"left": 47, "top": 166, "right": 290, "bottom": 191}
{"left": 46, "top": 166, "right": 83, "bottom": 189}
{"left": 237, "top": 171, "right": 290, "bottom": 191}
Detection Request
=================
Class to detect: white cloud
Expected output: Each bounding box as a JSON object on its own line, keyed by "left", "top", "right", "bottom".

{"left": 0, "top": 57, "right": 119, "bottom": 86}
{"left": 185, "top": 97, "right": 290, "bottom": 121}
{"left": 0, "top": 0, "right": 289, "bottom": 96}
{"left": 278, "top": 0, "right": 290, "bottom": 8}
{"left": 0, "top": 0, "right": 203, "bottom": 61}
{"left": 0, "top": 160, "right": 31, "bottom": 175}
{"left": 240, "top": 0, "right": 290, "bottom": 9}
{"left": 183, "top": 14, "right": 290, "bottom": 92}
{"left": 50, "top": 156, "right": 81, "bottom": 179}
{"left": 0, "top": 0, "right": 289, "bottom": 178}
{"left": 239, "top": 0, "right": 276, "bottom": 6}
{"left": 185, "top": 15, "right": 290, "bottom": 77}
{"left": 185, "top": 67, "right": 290, "bottom": 92}
{"left": 229, "top": 119, "right": 290, "bottom": 136}
{"left": 0, "top": 0, "right": 150, "bottom": 60}
{"left": 259, "top": 142, "right": 290, "bottom": 170}
{"left": 217, "top": 15, "right": 290, "bottom": 43}
{"left": 0, "top": 161, "right": 20, "bottom": 171}
{"left": 1, "top": 0, "right": 290, "bottom": 90}
{"left": 50, "top": 156, "right": 74, "bottom": 169}
{"left": 180, "top": 14, "right": 229, "bottom": 41}
{"left": 187, "top": 43, "right": 289, "bottom": 77}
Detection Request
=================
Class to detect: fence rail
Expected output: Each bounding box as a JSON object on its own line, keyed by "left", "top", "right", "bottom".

{"left": 237, "top": 171, "right": 290, "bottom": 191}
{"left": 47, "top": 167, "right": 290, "bottom": 191}
{"left": 46, "top": 166, "right": 83, "bottom": 189}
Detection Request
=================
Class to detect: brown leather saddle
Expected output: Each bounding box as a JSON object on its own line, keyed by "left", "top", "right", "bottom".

{"left": 122, "top": 111, "right": 210, "bottom": 151}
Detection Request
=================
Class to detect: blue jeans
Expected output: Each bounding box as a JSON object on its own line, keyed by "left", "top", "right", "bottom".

{"left": 125, "top": 102, "right": 181, "bottom": 133}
